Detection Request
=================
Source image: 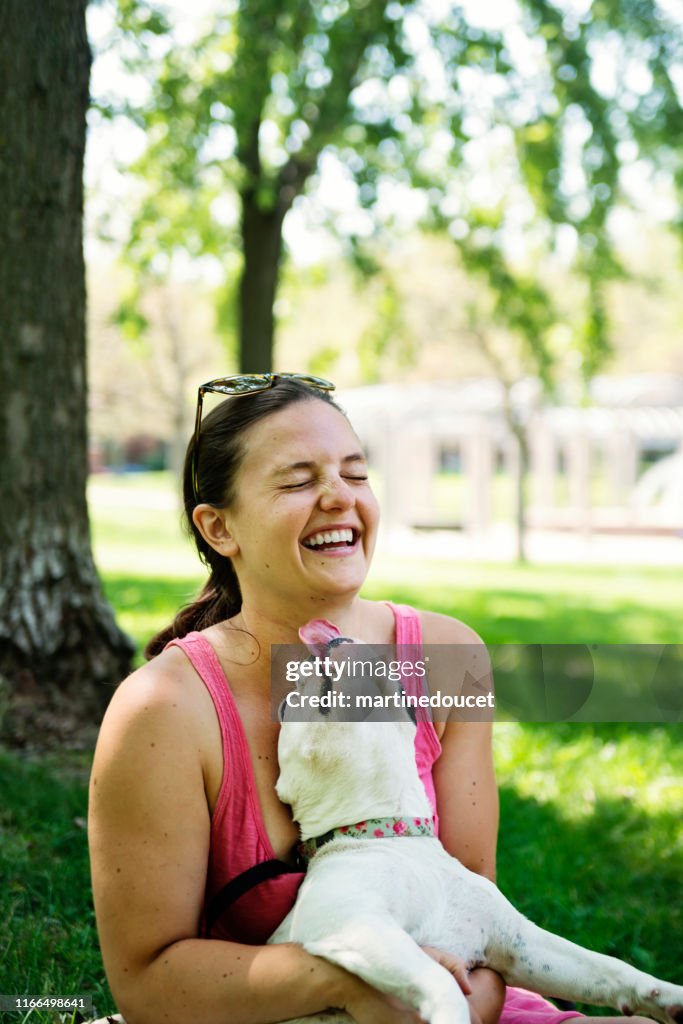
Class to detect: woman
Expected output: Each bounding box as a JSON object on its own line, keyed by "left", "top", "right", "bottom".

{"left": 88, "top": 374, "right": 648, "bottom": 1024}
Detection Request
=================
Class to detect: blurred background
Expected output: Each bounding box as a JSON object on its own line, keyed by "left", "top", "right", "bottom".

{"left": 84, "top": 0, "right": 683, "bottom": 571}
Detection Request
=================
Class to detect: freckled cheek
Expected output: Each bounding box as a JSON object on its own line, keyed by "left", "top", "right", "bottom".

{"left": 363, "top": 494, "right": 381, "bottom": 535}
{"left": 260, "top": 513, "right": 307, "bottom": 565}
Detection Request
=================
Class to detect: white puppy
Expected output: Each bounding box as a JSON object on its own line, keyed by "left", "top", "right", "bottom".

{"left": 269, "top": 619, "right": 683, "bottom": 1024}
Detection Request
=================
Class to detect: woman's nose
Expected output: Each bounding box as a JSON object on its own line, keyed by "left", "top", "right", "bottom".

{"left": 318, "top": 475, "right": 355, "bottom": 510}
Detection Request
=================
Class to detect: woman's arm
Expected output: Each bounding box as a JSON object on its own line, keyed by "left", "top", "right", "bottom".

{"left": 421, "top": 610, "right": 499, "bottom": 880}
{"left": 88, "top": 652, "right": 392, "bottom": 1024}
{"left": 433, "top": 718, "right": 499, "bottom": 882}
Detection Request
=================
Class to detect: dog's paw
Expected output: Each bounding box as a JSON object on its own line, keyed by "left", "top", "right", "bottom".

{"left": 630, "top": 984, "right": 683, "bottom": 1024}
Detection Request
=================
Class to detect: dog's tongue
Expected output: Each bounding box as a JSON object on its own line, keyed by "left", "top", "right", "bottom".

{"left": 299, "top": 618, "right": 342, "bottom": 655}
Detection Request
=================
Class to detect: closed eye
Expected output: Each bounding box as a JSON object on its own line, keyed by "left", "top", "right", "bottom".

{"left": 282, "top": 480, "right": 313, "bottom": 490}
{"left": 282, "top": 475, "right": 368, "bottom": 490}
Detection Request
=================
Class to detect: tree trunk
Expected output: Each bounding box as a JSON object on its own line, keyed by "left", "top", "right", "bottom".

{"left": 511, "top": 423, "right": 530, "bottom": 565}
{"left": 159, "top": 284, "right": 192, "bottom": 483}
{"left": 0, "top": 0, "right": 135, "bottom": 746}
{"left": 238, "top": 190, "right": 287, "bottom": 373}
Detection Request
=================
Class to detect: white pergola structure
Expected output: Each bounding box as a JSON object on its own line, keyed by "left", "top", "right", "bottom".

{"left": 337, "top": 376, "right": 683, "bottom": 537}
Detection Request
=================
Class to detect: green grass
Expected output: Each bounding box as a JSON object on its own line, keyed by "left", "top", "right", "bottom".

{"left": 0, "top": 751, "right": 108, "bottom": 1020}
{"left": 495, "top": 722, "right": 682, "bottom": 985}
{"left": 1, "top": 473, "right": 681, "bottom": 1019}
{"left": 365, "top": 556, "right": 683, "bottom": 645}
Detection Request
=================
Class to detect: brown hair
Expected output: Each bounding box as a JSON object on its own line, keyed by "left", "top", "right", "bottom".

{"left": 144, "top": 378, "right": 343, "bottom": 658}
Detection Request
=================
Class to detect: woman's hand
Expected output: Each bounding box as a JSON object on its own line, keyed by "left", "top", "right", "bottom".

{"left": 421, "top": 946, "right": 473, "bottom": 996}
{"left": 419, "top": 951, "right": 505, "bottom": 1024}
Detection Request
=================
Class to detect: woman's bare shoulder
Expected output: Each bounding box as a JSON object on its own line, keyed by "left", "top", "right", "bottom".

{"left": 97, "top": 644, "right": 210, "bottom": 756}
{"left": 417, "top": 608, "right": 486, "bottom": 646}
{"left": 110, "top": 644, "right": 199, "bottom": 708}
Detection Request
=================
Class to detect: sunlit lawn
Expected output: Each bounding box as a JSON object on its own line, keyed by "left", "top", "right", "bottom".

{"left": 1, "top": 473, "right": 680, "bottom": 1019}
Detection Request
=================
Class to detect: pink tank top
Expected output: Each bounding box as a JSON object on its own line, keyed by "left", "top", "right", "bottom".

{"left": 167, "top": 604, "right": 581, "bottom": 1024}
{"left": 167, "top": 602, "right": 441, "bottom": 944}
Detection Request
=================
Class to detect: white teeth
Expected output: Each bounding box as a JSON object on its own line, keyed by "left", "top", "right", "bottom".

{"left": 303, "top": 528, "right": 355, "bottom": 548}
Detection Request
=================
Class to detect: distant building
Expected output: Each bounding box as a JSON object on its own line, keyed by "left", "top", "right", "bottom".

{"left": 338, "top": 375, "right": 683, "bottom": 537}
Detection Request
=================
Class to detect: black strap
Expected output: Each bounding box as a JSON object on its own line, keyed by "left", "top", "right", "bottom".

{"left": 204, "top": 858, "right": 302, "bottom": 935}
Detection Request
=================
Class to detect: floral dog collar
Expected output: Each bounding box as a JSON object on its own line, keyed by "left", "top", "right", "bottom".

{"left": 298, "top": 815, "right": 436, "bottom": 864}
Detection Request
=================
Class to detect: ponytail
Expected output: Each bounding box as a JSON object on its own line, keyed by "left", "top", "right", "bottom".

{"left": 144, "top": 559, "right": 241, "bottom": 659}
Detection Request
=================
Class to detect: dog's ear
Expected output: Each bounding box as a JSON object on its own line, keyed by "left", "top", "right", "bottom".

{"left": 299, "top": 618, "right": 342, "bottom": 656}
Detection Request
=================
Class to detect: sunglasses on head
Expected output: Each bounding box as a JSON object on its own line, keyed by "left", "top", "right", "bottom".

{"left": 191, "top": 373, "right": 336, "bottom": 504}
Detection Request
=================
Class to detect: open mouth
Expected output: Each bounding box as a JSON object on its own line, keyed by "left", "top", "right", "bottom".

{"left": 301, "top": 527, "right": 360, "bottom": 553}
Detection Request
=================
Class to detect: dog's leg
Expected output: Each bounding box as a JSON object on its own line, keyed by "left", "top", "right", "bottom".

{"left": 301, "top": 914, "right": 471, "bottom": 1024}
{"left": 487, "top": 911, "right": 683, "bottom": 1024}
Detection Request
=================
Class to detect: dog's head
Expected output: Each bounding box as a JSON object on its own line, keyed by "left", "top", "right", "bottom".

{"left": 277, "top": 619, "right": 356, "bottom": 724}
{"left": 275, "top": 618, "right": 431, "bottom": 838}
{"left": 278, "top": 618, "right": 417, "bottom": 724}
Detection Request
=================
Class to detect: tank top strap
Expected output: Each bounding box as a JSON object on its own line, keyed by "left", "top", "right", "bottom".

{"left": 166, "top": 631, "right": 238, "bottom": 728}
{"left": 383, "top": 601, "right": 429, "bottom": 703}
{"left": 383, "top": 600, "right": 423, "bottom": 646}
{"left": 164, "top": 631, "right": 251, "bottom": 820}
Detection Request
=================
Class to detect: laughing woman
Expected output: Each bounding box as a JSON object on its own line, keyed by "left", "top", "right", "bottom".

{"left": 88, "top": 375, "right": 648, "bottom": 1024}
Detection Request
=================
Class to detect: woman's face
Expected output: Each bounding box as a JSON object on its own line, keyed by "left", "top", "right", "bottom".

{"left": 217, "top": 398, "right": 380, "bottom": 610}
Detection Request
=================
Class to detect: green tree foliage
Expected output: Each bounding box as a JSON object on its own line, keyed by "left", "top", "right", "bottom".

{"left": 95, "top": 0, "right": 683, "bottom": 376}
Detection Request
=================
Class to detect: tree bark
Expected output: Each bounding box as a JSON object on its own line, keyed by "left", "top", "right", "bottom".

{"left": 0, "top": 0, "right": 135, "bottom": 746}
